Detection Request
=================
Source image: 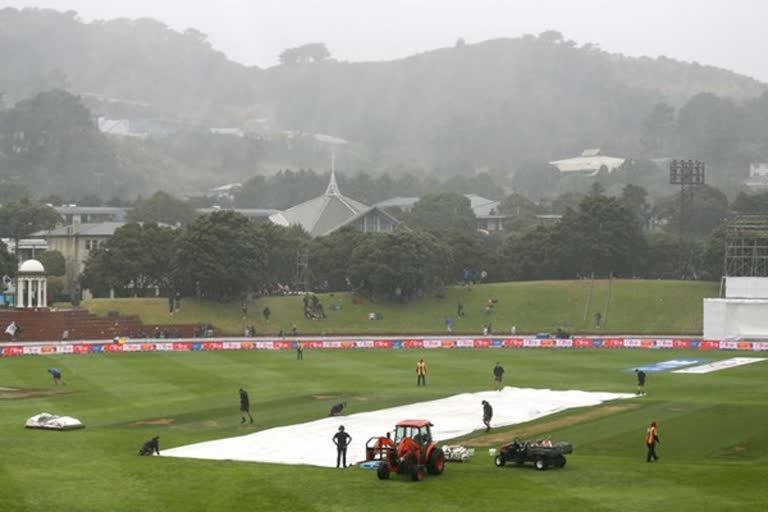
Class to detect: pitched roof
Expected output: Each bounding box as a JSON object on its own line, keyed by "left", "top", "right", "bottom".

{"left": 269, "top": 171, "right": 370, "bottom": 237}
{"left": 34, "top": 222, "right": 127, "bottom": 237}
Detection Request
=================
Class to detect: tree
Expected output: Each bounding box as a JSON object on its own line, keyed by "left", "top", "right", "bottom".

{"left": 558, "top": 196, "right": 647, "bottom": 277}
{"left": 36, "top": 250, "right": 66, "bottom": 277}
{"left": 655, "top": 184, "right": 729, "bottom": 238}
{"left": 309, "top": 227, "right": 370, "bottom": 291}
{"left": 512, "top": 163, "right": 560, "bottom": 200}
{"left": 0, "top": 200, "right": 61, "bottom": 260}
{"left": 253, "top": 222, "right": 311, "bottom": 287}
{"left": 621, "top": 184, "right": 651, "bottom": 228}
{"left": 0, "top": 242, "right": 15, "bottom": 282}
{"left": 80, "top": 223, "right": 176, "bottom": 297}
{"left": 408, "top": 193, "right": 477, "bottom": 233}
{"left": 348, "top": 231, "right": 452, "bottom": 299}
{"left": 498, "top": 193, "right": 541, "bottom": 232}
{"left": 641, "top": 102, "right": 676, "bottom": 156}
{"left": 173, "top": 211, "right": 268, "bottom": 300}
{"left": 127, "top": 191, "right": 196, "bottom": 226}
{"left": 279, "top": 43, "right": 331, "bottom": 65}
{"left": 499, "top": 225, "right": 564, "bottom": 281}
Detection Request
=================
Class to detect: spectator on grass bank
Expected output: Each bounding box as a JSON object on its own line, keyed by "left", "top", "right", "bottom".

{"left": 168, "top": 296, "right": 175, "bottom": 315}
{"left": 61, "top": 329, "right": 69, "bottom": 342}
{"left": 417, "top": 358, "right": 427, "bottom": 386}
{"left": 635, "top": 369, "right": 647, "bottom": 396}
{"left": 594, "top": 311, "right": 602, "bottom": 329}
{"left": 457, "top": 302, "right": 464, "bottom": 317}
{"left": 645, "top": 421, "right": 660, "bottom": 462}
{"left": 332, "top": 425, "right": 352, "bottom": 468}
{"left": 493, "top": 362, "right": 504, "bottom": 391}
{"left": 445, "top": 317, "right": 453, "bottom": 333}
{"left": 263, "top": 306, "right": 271, "bottom": 323}
{"left": 239, "top": 388, "right": 254, "bottom": 424}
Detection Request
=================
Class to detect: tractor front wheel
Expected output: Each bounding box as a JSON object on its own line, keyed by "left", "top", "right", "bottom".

{"left": 494, "top": 454, "right": 506, "bottom": 467}
{"left": 411, "top": 466, "right": 425, "bottom": 481}
{"left": 377, "top": 464, "right": 390, "bottom": 480}
{"left": 534, "top": 459, "right": 547, "bottom": 471}
{"left": 427, "top": 448, "right": 445, "bottom": 475}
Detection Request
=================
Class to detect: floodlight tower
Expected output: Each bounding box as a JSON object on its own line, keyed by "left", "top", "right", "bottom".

{"left": 669, "top": 160, "right": 705, "bottom": 278}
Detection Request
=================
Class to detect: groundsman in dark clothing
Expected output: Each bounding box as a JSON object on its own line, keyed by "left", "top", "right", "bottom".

{"left": 635, "top": 369, "right": 647, "bottom": 396}
{"left": 239, "top": 388, "right": 254, "bottom": 424}
{"left": 482, "top": 400, "right": 493, "bottom": 432}
{"left": 332, "top": 425, "right": 352, "bottom": 468}
{"left": 138, "top": 436, "right": 160, "bottom": 456}
{"left": 328, "top": 401, "right": 346, "bottom": 417}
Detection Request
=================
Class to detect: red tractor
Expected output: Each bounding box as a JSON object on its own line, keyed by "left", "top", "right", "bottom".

{"left": 365, "top": 419, "right": 445, "bottom": 481}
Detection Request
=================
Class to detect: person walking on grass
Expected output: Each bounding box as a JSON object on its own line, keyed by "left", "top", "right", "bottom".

{"left": 482, "top": 400, "right": 493, "bottom": 432}
{"left": 645, "top": 420, "right": 660, "bottom": 462}
{"left": 635, "top": 369, "right": 647, "bottom": 396}
{"left": 239, "top": 388, "right": 254, "bottom": 424}
{"left": 47, "top": 368, "right": 65, "bottom": 386}
{"left": 296, "top": 341, "right": 304, "bottom": 360}
{"left": 332, "top": 425, "right": 352, "bottom": 468}
{"left": 417, "top": 358, "right": 427, "bottom": 386}
{"left": 493, "top": 362, "right": 505, "bottom": 391}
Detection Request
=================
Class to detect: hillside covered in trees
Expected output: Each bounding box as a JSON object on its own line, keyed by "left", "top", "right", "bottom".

{"left": 1, "top": 7, "right": 767, "bottom": 199}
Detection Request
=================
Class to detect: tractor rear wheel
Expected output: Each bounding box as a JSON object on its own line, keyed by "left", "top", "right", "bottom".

{"left": 411, "top": 466, "right": 424, "bottom": 481}
{"left": 427, "top": 447, "right": 445, "bottom": 475}
{"left": 377, "top": 464, "right": 390, "bottom": 480}
{"left": 555, "top": 455, "right": 567, "bottom": 468}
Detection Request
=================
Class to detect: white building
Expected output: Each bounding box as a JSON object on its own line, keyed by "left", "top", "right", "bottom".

{"left": 549, "top": 149, "right": 626, "bottom": 176}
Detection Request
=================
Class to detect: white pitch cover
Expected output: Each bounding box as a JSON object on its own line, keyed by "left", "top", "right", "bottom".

{"left": 673, "top": 357, "right": 767, "bottom": 374}
{"left": 162, "top": 387, "right": 632, "bottom": 467}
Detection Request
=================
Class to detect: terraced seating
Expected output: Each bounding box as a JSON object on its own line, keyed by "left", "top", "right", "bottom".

{"left": 0, "top": 309, "right": 197, "bottom": 342}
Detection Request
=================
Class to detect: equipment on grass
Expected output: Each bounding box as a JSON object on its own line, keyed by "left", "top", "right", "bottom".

{"left": 494, "top": 439, "right": 572, "bottom": 470}
{"left": 25, "top": 412, "right": 84, "bottom": 431}
{"left": 365, "top": 420, "right": 445, "bottom": 481}
{"left": 442, "top": 445, "right": 475, "bottom": 462}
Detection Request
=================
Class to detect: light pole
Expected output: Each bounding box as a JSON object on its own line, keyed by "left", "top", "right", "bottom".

{"left": 669, "top": 160, "right": 705, "bottom": 278}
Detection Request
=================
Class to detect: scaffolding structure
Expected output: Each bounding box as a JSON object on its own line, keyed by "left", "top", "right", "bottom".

{"left": 724, "top": 215, "right": 768, "bottom": 277}
{"left": 292, "top": 249, "right": 310, "bottom": 292}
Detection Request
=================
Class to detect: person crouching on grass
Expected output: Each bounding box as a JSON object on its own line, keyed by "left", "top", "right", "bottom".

{"left": 138, "top": 436, "right": 160, "bottom": 456}
{"left": 47, "top": 368, "right": 65, "bottom": 386}
{"left": 239, "top": 388, "right": 254, "bottom": 424}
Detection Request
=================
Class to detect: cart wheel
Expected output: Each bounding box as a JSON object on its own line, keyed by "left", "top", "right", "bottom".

{"left": 494, "top": 454, "right": 506, "bottom": 467}
{"left": 411, "top": 466, "right": 424, "bottom": 481}
{"left": 377, "top": 464, "right": 390, "bottom": 480}
{"left": 555, "top": 455, "right": 566, "bottom": 468}
{"left": 534, "top": 459, "right": 547, "bottom": 470}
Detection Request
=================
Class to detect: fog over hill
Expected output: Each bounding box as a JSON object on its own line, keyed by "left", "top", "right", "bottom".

{"left": 1, "top": 7, "right": 767, "bottom": 198}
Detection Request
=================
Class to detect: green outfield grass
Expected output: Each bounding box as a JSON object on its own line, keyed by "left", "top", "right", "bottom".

{"left": 1, "top": 348, "right": 766, "bottom": 512}
{"left": 80, "top": 279, "right": 719, "bottom": 335}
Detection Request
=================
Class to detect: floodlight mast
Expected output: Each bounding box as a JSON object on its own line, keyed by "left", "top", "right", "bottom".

{"left": 669, "top": 160, "right": 705, "bottom": 278}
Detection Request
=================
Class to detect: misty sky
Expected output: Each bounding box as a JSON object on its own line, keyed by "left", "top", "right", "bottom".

{"left": 8, "top": 0, "right": 768, "bottom": 82}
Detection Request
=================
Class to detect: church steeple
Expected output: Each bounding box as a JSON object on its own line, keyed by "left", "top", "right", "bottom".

{"left": 325, "top": 151, "right": 341, "bottom": 196}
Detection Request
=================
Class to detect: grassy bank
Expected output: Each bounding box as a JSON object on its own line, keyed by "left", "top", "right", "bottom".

{"left": 81, "top": 280, "right": 719, "bottom": 335}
